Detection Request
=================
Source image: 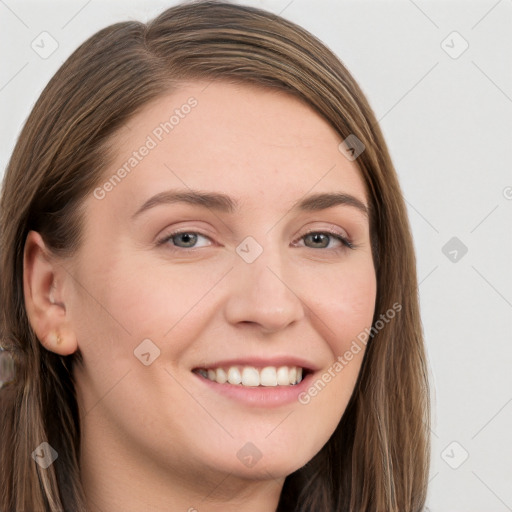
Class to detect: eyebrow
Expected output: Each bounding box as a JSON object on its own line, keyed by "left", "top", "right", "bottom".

{"left": 131, "top": 189, "right": 369, "bottom": 219}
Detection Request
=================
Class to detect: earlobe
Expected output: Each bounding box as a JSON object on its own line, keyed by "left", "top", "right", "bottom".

{"left": 23, "top": 230, "right": 78, "bottom": 356}
{"left": 42, "top": 325, "right": 78, "bottom": 356}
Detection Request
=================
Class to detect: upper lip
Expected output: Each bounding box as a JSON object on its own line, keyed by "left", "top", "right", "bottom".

{"left": 193, "top": 356, "right": 320, "bottom": 372}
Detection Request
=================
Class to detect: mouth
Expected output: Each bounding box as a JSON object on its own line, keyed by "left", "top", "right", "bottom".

{"left": 192, "top": 365, "right": 313, "bottom": 387}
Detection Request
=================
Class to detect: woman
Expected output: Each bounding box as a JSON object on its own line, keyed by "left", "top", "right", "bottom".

{"left": 0, "top": 1, "right": 431, "bottom": 510}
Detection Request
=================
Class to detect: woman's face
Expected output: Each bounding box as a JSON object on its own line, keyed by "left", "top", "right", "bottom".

{"left": 68, "top": 81, "right": 376, "bottom": 482}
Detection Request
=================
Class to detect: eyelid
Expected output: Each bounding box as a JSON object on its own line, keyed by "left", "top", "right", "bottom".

{"left": 156, "top": 228, "right": 214, "bottom": 249}
{"left": 293, "top": 227, "right": 354, "bottom": 249}
{"left": 157, "top": 225, "right": 355, "bottom": 251}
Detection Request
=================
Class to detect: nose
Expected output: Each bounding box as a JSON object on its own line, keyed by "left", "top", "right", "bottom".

{"left": 223, "top": 245, "right": 306, "bottom": 334}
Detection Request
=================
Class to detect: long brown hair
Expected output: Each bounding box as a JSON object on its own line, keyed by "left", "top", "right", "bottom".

{"left": 0, "top": 1, "right": 430, "bottom": 510}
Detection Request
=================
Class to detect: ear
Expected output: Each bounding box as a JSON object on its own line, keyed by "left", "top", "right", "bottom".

{"left": 23, "top": 230, "right": 78, "bottom": 356}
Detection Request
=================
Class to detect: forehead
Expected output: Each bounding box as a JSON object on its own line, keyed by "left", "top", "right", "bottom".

{"left": 93, "top": 80, "right": 368, "bottom": 216}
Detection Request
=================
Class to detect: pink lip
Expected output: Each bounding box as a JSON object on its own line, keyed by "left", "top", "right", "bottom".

{"left": 192, "top": 356, "right": 319, "bottom": 372}
{"left": 192, "top": 369, "right": 315, "bottom": 408}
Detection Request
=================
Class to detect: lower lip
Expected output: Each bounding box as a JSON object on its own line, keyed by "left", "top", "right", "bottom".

{"left": 192, "top": 371, "right": 314, "bottom": 408}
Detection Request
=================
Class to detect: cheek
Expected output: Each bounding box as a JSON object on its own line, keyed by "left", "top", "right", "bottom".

{"left": 72, "top": 254, "right": 228, "bottom": 361}
{"left": 305, "top": 260, "right": 377, "bottom": 352}
{"left": 289, "top": 264, "right": 376, "bottom": 462}
{"left": 335, "top": 274, "right": 376, "bottom": 348}
{"left": 298, "top": 259, "right": 376, "bottom": 406}
{"left": 109, "top": 259, "right": 228, "bottom": 333}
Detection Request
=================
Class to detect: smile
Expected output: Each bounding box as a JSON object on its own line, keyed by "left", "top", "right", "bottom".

{"left": 193, "top": 365, "right": 306, "bottom": 386}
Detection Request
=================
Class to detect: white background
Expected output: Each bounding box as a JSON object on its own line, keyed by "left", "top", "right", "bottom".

{"left": 1, "top": 1, "right": 511, "bottom": 510}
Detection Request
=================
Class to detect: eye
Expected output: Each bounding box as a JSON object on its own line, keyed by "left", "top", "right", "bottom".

{"left": 295, "top": 229, "right": 354, "bottom": 250}
{"left": 157, "top": 230, "right": 212, "bottom": 250}
{"left": 157, "top": 228, "right": 354, "bottom": 252}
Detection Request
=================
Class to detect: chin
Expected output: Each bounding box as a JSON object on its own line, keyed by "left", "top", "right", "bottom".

{"left": 199, "top": 437, "right": 322, "bottom": 481}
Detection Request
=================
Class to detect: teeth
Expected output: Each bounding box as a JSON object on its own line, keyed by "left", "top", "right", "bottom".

{"left": 216, "top": 368, "right": 228, "bottom": 384}
{"left": 260, "top": 367, "right": 277, "bottom": 386}
{"left": 227, "top": 367, "right": 242, "bottom": 385}
{"left": 242, "top": 367, "right": 260, "bottom": 386}
{"left": 276, "top": 366, "right": 289, "bottom": 386}
{"left": 196, "top": 365, "right": 305, "bottom": 386}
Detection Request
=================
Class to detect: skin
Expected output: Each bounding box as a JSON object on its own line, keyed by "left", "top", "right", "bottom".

{"left": 23, "top": 81, "right": 377, "bottom": 512}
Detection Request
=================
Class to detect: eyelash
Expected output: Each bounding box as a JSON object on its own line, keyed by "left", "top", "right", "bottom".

{"left": 157, "top": 228, "right": 355, "bottom": 253}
